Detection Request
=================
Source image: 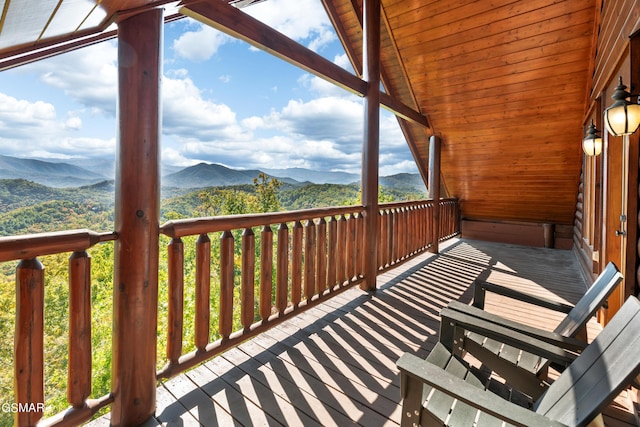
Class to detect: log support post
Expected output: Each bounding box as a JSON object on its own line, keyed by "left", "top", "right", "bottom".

{"left": 361, "top": 0, "right": 381, "bottom": 291}
{"left": 111, "top": 8, "right": 163, "bottom": 426}
{"left": 428, "top": 135, "right": 442, "bottom": 253}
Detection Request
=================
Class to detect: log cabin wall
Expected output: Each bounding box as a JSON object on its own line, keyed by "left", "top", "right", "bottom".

{"left": 577, "top": 0, "right": 640, "bottom": 297}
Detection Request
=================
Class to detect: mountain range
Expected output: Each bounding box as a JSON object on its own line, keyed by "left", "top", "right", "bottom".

{"left": 0, "top": 155, "right": 426, "bottom": 193}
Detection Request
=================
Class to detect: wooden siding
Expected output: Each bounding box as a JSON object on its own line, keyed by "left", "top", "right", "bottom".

{"left": 326, "top": 0, "right": 598, "bottom": 226}
{"left": 590, "top": 0, "right": 640, "bottom": 100}
{"left": 88, "top": 238, "right": 638, "bottom": 426}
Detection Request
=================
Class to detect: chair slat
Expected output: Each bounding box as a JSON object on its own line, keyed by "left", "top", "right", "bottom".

{"left": 535, "top": 297, "right": 640, "bottom": 426}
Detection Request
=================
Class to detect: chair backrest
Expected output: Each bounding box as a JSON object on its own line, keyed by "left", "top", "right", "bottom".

{"left": 534, "top": 296, "right": 640, "bottom": 426}
{"left": 553, "top": 262, "right": 622, "bottom": 337}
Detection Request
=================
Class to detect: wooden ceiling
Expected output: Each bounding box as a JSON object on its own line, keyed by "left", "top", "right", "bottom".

{"left": 325, "top": 0, "right": 598, "bottom": 225}
{"left": 0, "top": 0, "right": 598, "bottom": 225}
{"left": 0, "top": 0, "right": 263, "bottom": 70}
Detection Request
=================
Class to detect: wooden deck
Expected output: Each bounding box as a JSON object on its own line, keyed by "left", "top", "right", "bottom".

{"left": 89, "top": 239, "right": 638, "bottom": 426}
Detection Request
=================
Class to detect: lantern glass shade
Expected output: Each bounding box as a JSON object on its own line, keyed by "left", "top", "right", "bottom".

{"left": 604, "top": 103, "right": 640, "bottom": 136}
{"left": 603, "top": 77, "right": 640, "bottom": 136}
{"left": 582, "top": 121, "right": 602, "bottom": 156}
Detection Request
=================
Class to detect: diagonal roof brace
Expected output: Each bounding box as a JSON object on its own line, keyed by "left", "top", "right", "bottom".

{"left": 180, "top": 0, "right": 429, "bottom": 128}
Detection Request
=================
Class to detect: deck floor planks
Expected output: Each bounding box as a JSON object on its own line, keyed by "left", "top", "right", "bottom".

{"left": 88, "top": 238, "right": 638, "bottom": 426}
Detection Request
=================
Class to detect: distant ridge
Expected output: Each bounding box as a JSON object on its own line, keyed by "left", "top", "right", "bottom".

{"left": 0, "top": 155, "right": 426, "bottom": 192}
{"left": 163, "top": 163, "right": 279, "bottom": 188}
{"left": 261, "top": 167, "right": 359, "bottom": 185}
{"left": 0, "top": 155, "right": 107, "bottom": 187}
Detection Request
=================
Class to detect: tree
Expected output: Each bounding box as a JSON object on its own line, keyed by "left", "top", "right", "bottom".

{"left": 197, "top": 189, "right": 257, "bottom": 216}
{"left": 253, "top": 173, "right": 282, "bottom": 213}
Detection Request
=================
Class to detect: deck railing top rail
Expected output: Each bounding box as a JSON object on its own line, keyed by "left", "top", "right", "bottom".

{"left": 0, "top": 229, "right": 117, "bottom": 262}
{"left": 160, "top": 205, "right": 365, "bottom": 237}
{"left": 1, "top": 197, "right": 460, "bottom": 427}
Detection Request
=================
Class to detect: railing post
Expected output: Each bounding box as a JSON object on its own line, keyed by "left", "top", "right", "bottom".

{"left": 167, "top": 238, "right": 184, "bottom": 365}
{"left": 111, "top": 8, "right": 162, "bottom": 426}
{"left": 68, "top": 251, "right": 92, "bottom": 408}
{"left": 429, "top": 135, "right": 442, "bottom": 253}
{"left": 14, "top": 258, "right": 44, "bottom": 426}
{"left": 361, "top": 0, "right": 381, "bottom": 291}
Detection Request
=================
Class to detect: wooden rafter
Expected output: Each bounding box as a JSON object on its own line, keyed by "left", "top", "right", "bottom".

{"left": 321, "top": 0, "right": 363, "bottom": 76}
{"left": 181, "top": 0, "right": 367, "bottom": 95}
{"left": 181, "top": 0, "right": 428, "bottom": 128}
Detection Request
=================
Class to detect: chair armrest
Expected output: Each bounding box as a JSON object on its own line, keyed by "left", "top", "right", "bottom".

{"left": 397, "top": 352, "right": 567, "bottom": 427}
{"left": 447, "top": 301, "right": 588, "bottom": 352}
{"left": 473, "top": 280, "right": 574, "bottom": 313}
{"left": 439, "top": 307, "right": 579, "bottom": 366}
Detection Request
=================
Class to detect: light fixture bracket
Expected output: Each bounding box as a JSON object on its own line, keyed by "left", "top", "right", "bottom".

{"left": 603, "top": 76, "right": 640, "bottom": 136}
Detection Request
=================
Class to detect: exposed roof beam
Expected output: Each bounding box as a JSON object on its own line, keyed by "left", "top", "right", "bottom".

{"left": 321, "top": 0, "right": 363, "bottom": 77}
{"left": 0, "top": 9, "right": 185, "bottom": 71}
{"left": 181, "top": 0, "right": 367, "bottom": 95}
{"left": 181, "top": 0, "right": 428, "bottom": 128}
{"left": 380, "top": 92, "right": 429, "bottom": 127}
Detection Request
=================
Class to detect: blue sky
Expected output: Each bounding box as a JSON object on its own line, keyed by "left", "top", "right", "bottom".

{"left": 0, "top": 0, "right": 418, "bottom": 176}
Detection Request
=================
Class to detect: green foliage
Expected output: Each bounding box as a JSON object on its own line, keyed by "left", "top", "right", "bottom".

{"left": 0, "top": 200, "right": 112, "bottom": 236}
{"left": 0, "top": 179, "right": 113, "bottom": 214}
{"left": 0, "top": 173, "right": 426, "bottom": 424}
{"left": 253, "top": 173, "right": 282, "bottom": 213}
{"left": 198, "top": 188, "right": 258, "bottom": 216}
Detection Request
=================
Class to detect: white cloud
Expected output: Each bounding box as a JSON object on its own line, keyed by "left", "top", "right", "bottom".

{"left": 27, "top": 41, "right": 118, "bottom": 115}
{"left": 162, "top": 147, "right": 201, "bottom": 167}
{"left": 65, "top": 116, "right": 82, "bottom": 130}
{"left": 162, "top": 74, "right": 251, "bottom": 142}
{"left": 0, "top": 2, "right": 419, "bottom": 176}
{"left": 173, "top": 24, "right": 233, "bottom": 61}
{"left": 245, "top": 0, "right": 336, "bottom": 51}
{"left": 0, "top": 93, "right": 59, "bottom": 144}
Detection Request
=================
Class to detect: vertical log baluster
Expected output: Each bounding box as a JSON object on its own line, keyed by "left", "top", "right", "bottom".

{"left": 304, "top": 219, "right": 316, "bottom": 301}
{"left": 392, "top": 209, "right": 400, "bottom": 263}
{"left": 241, "top": 228, "right": 255, "bottom": 331}
{"left": 409, "top": 205, "right": 416, "bottom": 254}
{"left": 327, "top": 216, "right": 338, "bottom": 290}
{"left": 167, "top": 238, "right": 184, "bottom": 365}
{"left": 343, "top": 215, "right": 352, "bottom": 281}
{"left": 315, "top": 218, "right": 327, "bottom": 294}
{"left": 15, "top": 258, "right": 45, "bottom": 426}
{"left": 291, "top": 221, "right": 303, "bottom": 307}
{"left": 431, "top": 203, "right": 435, "bottom": 243}
{"left": 346, "top": 215, "right": 355, "bottom": 280}
{"left": 260, "top": 225, "right": 273, "bottom": 321}
{"left": 220, "top": 231, "right": 234, "bottom": 340}
{"left": 195, "top": 234, "right": 211, "bottom": 351}
{"left": 377, "top": 210, "right": 384, "bottom": 270}
{"left": 276, "top": 223, "right": 289, "bottom": 314}
{"left": 357, "top": 213, "right": 365, "bottom": 277}
{"left": 68, "top": 251, "right": 92, "bottom": 408}
{"left": 421, "top": 204, "right": 427, "bottom": 249}
{"left": 386, "top": 210, "right": 393, "bottom": 265}
{"left": 400, "top": 207, "right": 407, "bottom": 259}
{"left": 336, "top": 215, "right": 346, "bottom": 284}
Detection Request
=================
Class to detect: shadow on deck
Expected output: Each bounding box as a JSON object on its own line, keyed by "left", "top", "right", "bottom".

{"left": 89, "top": 238, "right": 637, "bottom": 426}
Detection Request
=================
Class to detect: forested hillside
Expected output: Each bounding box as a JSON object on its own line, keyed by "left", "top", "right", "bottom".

{"left": 0, "top": 173, "right": 426, "bottom": 425}
{"left": 0, "top": 174, "right": 426, "bottom": 235}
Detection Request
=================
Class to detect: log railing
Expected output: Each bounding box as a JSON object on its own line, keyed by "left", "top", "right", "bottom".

{"left": 0, "top": 229, "right": 117, "bottom": 427}
{"left": 157, "top": 205, "right": 366, "bottom": 378}
{"left": 377, "top": 198, "right": 460, "bottom": 270}
{"left": 1, "top": 198, "right": 460, "bottom": 426}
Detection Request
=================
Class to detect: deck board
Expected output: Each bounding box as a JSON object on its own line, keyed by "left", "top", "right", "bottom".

{"left": 88, "top": 238, "right": 638, "bottom": 426}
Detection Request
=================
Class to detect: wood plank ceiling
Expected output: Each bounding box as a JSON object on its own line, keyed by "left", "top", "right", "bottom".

{"left": 326, "top": 0, "right": 598, "bottom": 225}
{"left": 0, "top": 0, "right": 598, "bottom": 225}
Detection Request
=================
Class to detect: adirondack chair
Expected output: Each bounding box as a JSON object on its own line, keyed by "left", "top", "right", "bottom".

{"left": 397, "top": 296, "right": 640, "bottom": 427}
{"left": 440, "top": 261, "right": 622, "bottom": 398}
